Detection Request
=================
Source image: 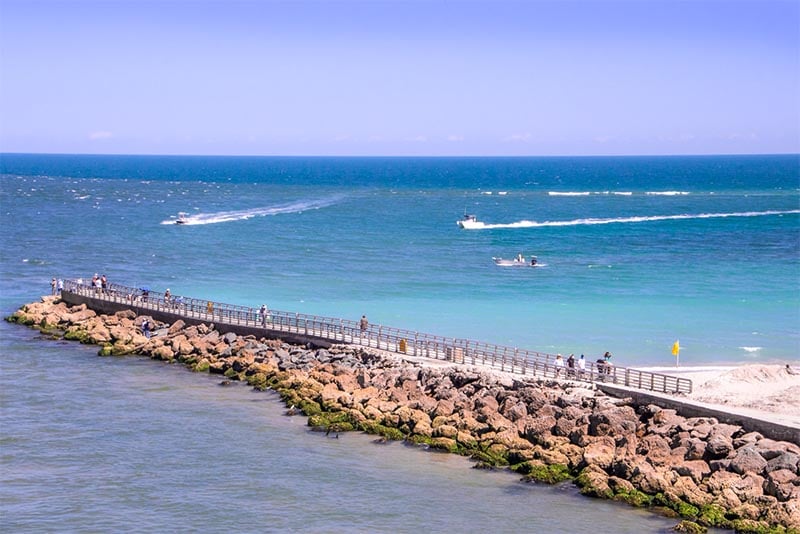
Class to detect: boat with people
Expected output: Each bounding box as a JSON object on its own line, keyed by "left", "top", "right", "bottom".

{"left": 492, "top": 254, "right": 542, "bottom": 267}
{"left": 175, "top": 212, "right": 189, "bottom": 225}
{"left": 457, "top": 213, "right": 484, "bottom": 229}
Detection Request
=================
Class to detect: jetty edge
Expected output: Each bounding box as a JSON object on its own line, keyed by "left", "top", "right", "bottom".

{"left": 59, "top": 278, "right": 694, "bottom": 395}
{"left": 6, "top": 295, "right": 800, "bottom": 533}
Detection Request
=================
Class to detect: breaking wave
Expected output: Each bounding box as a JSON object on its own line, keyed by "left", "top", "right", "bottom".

{"left": 459, "top": 209, "right": 800, "bottom": 230}
{"left": 161, "top": 195, "right": 344, "bottom": 226}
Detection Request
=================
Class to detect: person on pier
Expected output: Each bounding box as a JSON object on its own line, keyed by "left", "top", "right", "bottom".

{"left": 554, "top": 354, "right": 565, "bottom": 377}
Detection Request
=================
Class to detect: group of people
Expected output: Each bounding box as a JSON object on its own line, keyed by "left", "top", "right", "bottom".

{"left": 90, "top": 273, "right": 108, "bottom": 294}
{"left": 50, "top": 278, "right": 64, "bottom": 295}
{"left": 554, "top": 351, "right": 613, "bottom": 379}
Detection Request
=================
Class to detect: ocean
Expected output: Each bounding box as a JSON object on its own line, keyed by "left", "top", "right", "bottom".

{"left": 1, "top": 153, "right": 797, "bottom": 531}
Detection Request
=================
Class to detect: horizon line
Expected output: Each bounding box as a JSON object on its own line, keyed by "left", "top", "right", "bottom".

{"left": 2, "top": 151, "right": 799, "bottom": 159}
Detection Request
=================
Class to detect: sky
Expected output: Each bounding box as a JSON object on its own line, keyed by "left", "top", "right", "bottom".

{"left": 0, "top": 0, "right": 798, "bottom": 157}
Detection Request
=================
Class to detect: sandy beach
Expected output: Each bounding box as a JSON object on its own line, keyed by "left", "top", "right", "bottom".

{"left": 636, "top": 364, "right": 800, "bottom": 428}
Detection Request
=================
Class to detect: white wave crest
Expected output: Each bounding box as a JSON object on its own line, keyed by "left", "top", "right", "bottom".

{"left": 458, "top": 209, "right": 800, "bottom": 230}
{"left": 549, "top": 191, "right": 591, "bottom": 196}
{"left": 646, "top": 191, "right": 690, "bottom": 196}
{"left": 161, "top": 195, "right": 344, "bottom": 226}
{"left": 739, "top": 346, "right": 763, "bottom": 353}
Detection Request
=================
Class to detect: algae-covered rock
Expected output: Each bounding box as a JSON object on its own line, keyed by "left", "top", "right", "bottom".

{"left": 522, "top": 463, "right": 572, "bottom": 484}
{"left": 671, "top": 520, "right": 707, "bottom": 533}
{"left": 575, "top": 465, "right": 613, "bottom": 499}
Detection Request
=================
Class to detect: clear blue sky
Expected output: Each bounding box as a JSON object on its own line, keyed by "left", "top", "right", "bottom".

{"left": 1, "top": 0, "right": 798, "bottom": 156}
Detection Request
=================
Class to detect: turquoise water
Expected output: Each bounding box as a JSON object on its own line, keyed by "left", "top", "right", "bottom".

{"left": 2, "top": 154, "right": 798, "bottom": 365}
{"left": 1, "top": 153, "right": 793, "bottom": 532}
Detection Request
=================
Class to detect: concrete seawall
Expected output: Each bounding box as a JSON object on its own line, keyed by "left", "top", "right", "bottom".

{"left": 597, "top": 384, "right": 800, "bottom": 444}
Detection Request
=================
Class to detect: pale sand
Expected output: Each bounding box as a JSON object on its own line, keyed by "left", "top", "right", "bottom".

{"left": 637, "top": 364, "right": 800, "bottom": 428}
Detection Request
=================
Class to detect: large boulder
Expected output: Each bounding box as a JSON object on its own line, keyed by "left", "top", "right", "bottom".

{"left": 766, "top": 451, "right": 800, "bottom": 474}
{"left": 704, "top": 433, "right": 734, "bottom": 459}
{"left": 764, "top": 469, "right": 799, "bottom": 502}
{"left": 582, "top": 435, "right": 616, "bottom": 469}
{"left": 588, "top": 405, "right": 637, "bottom": 437}
{"left": 730, "top": 446, "right": 768, "bottom": 476}
{"left": 673, "top": 459, "right": 712, "bottom": 484}
{"left": 636, "top": 434, "right": 673, "bottom": 466}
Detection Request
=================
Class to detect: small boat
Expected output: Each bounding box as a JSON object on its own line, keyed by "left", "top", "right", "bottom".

{"left": 457, "top": 213, "right": 484, "bottom": 229}
{"left": 175, "top": 212, "right": 189, "bottom": 225}
{"left": 493, "top": 255, "right": 541, "bottom": 267}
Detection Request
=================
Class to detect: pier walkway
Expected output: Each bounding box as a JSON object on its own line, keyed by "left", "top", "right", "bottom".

{"left": 61, "top": 279, "right": 692, "bottom": 395}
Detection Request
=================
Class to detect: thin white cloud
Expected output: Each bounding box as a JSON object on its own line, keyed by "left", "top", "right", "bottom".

{"left": 88, "top": 131, "right": 113, "bottom": 140}
{"left": 447, "top": 135, "right": 464, "bottom": 142}
{"left": 503, "top": 133, "right": 531, "bottom": 142}
{"left": 408, "top": 135, "right": 428, "bottom": 143}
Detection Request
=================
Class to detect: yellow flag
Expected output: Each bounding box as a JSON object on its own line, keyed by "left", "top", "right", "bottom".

{"left": 672, "top": 340, "right": 680, "bottom": 356}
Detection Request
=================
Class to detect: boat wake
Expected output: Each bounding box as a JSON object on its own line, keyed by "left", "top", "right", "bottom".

{"left": 161, "top": 196, "right": 344, "bottom": 226}
{"left": 458, "top": 209, "right": 800, "bottom": 230}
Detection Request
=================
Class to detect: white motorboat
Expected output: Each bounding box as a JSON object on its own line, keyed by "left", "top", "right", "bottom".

{"left": 457, "top": 213, "right": 484, "bottom": 229}
{"left": 493, "top": 255, "right": 541, "bottom": 267}
{"left": 175, "top": 212, "right": 189, "bottom": 225}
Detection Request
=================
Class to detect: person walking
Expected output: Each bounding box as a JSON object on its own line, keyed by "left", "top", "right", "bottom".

{"left": 259, "top": 304, "right": 269, "bottom": 327}
{"left": 554, "top": 354, "right": 565, "bottom": 377}
{"left": 577, "top": 354, "right": 586, "bottom": 379}
{"left": 566, "top": 354, "right": 575, "bottom": 377}
{"left": 359, "top": 315, "right": 369, "bottom": 337}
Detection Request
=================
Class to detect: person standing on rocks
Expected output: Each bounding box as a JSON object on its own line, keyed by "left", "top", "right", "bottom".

{"left": 51, "top": 278, "right": 57, "bottom": 295}
{"left": 142, "top": 319, "right": 151, "bottom": 339}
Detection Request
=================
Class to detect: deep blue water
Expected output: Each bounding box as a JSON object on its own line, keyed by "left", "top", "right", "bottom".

{"left": 0, "top": 153, "right": 795, "bottom": 531}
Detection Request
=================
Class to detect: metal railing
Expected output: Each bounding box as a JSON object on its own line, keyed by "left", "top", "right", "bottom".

{"left": 61, "top": 278, "right": 692, "bottom": 394}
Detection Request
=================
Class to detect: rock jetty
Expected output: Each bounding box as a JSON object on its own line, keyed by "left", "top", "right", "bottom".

{"left": 7, "top": 296, "right": 800, "bottom": 533}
